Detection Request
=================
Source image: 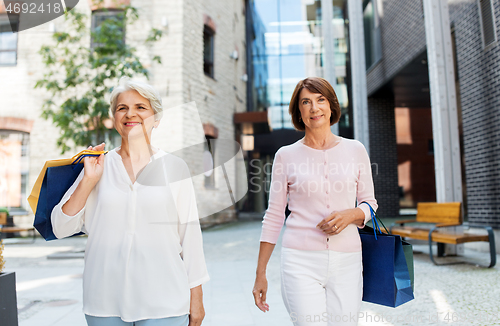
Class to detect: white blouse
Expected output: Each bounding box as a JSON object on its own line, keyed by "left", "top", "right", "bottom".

{"left": 51, "top": 148, "right": 210, "bottom": 322}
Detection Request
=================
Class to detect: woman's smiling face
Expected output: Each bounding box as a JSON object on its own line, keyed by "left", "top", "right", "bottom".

{"left": 298, "top": 87, "right": 332, "bottom": 132}
{"left": 114, "top": 90, "right": 157, "bottom": 139}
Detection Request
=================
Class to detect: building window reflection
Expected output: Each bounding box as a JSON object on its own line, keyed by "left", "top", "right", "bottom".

{"left": 91, "top": 10, "right": 125, "bottom": 50}
{"left": 204, "top": 136, "right": 216, "bottom": 188}
{"left": 203, "top": 25, "right": 215, "bottom": 78}
{"left": 0, "top": 131, "right": 29, "bottom": 210}
{"left": 363, "top": 0, "right": 382, "bottom": 70}
{"left": 248, "top": 0, "right": 351, "bottom": 132}
{"left": 0, "top": 15, "right": 18, "bottom": 66}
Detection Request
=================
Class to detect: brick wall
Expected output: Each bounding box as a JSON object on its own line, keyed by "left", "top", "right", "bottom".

{"left": 0, "top": 8, "right": 71, "bottom": 219}
{"left": 367, "top": 96, "right": 400, "bottom": 218}
{"left": 364, "top": 0, "right": 429, "bottom": 218}
{"left": 0, "top": 0, "right": 246, "bottom": 227}
{"left": 366, "top": 0, "right": 427, "bottom": 96}
{"left": 365, "top": 0, "right": 500, "bottom": 228}
{"left": 180, "top": 0, "right": 247, "bottom": 224}
{"left": 449, "top": 0, "right": 500, "bottom": 228}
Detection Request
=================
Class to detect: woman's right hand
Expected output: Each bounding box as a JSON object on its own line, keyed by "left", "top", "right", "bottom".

{"left": 252, "top": 273, "right": 270, "bottom": 312}
{"left": 83, "top": 142, "right": 106, "bottom": 184}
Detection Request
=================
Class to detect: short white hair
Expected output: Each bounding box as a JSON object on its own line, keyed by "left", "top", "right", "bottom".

{"left": 109, "top": 77, "right": 163, "bottom": 119}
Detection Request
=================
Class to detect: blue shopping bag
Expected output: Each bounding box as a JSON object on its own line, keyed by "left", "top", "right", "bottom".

{"left": 359, "top": 203, "right": 414, "bottom": 307}
{"left": 29, "top": 150, "right": 107, "bottom": 241}
{"left": 34, "top": 164, "right": 85, "bottom": 241}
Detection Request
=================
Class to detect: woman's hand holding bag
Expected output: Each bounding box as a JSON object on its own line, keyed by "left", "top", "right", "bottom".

{"left": 61, "top": 143, "right": 106, "bottom": 217}
{"left": 83, "top": 142, "right": 106, "bottom": 185}
{"left": 317, "top": 208, "right": 366, "bottom": 235}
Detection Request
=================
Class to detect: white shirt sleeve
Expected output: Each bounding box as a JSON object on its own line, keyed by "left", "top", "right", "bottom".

{"left": 175, "top": 162, "right": 210, "bottom": 288}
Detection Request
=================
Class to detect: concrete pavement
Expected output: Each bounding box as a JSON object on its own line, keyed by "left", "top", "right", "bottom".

{"left": 2, "top": 221, "right": 500, "bottom": 326}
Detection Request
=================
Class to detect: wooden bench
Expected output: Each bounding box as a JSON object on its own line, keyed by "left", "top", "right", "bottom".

{"left": 0, "top": 212, "right": 36, "bottom": 242}
{"left": 390, "top": 202, "right": 496, "bottom": 268}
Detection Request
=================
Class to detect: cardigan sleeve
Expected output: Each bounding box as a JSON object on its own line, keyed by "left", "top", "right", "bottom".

{"left": 260, "top": 149, "right": 288, "bottom": 244}
{"left": 175, "top": 161, "right": 210, "bottom": 288}
{"left": 354, "top": 142, "right": 378, "bottom": 228}
{"left": 50, "top": 169, "right": 87, "bottom": 239}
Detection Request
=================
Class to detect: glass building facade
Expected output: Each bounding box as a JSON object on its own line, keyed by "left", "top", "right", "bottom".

{"left": 247, "top": 0, "right": 352, "bottom": 133}
{"left": 240, "top": 0, "right": 353, "bottom": 213}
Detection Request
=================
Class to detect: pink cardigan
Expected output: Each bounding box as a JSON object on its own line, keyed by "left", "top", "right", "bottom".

{"left": 260, "top": 137, "right": 378, "bottom": 252}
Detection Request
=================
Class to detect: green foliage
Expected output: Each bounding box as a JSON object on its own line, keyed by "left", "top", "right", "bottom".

{"left": 35, "top": 4, "right": 162, "bottom": 154}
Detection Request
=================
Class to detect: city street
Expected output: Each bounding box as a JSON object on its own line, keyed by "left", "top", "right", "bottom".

{"left": 2, "top": 0, "right": 500, "bottom": 325}
{"left": 2, "top": 220, "right": 500, "bottom": 326}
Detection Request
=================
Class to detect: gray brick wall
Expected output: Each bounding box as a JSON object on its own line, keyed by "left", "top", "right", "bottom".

{"left": 366, "top": 0, "right": 427, "bottom": 96}
{"left": 367, "top": 95, "right": 400, "bottom": 218}
{"left": 365, "top": 0, "right": 500, "bottom": 228}
{"left": 0, "top": 0, "right": 246, "bottom": 227}
{"left": 364, "top": 0, "right": 429, "bottom": 217}
{"left": 180, "top": 0, "right": 247, "bottom": 224}
{"left": 449, "top": 0, "right": 500, "bottom": 228}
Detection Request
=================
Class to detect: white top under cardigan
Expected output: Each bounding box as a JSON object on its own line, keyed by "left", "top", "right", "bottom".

{"left": 51, "top": 148, "right": 210, "bottom": 322}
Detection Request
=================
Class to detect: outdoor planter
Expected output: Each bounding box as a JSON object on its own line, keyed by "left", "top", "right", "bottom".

{"left": 0, "top": 272, "right": 19, "bottom": 326}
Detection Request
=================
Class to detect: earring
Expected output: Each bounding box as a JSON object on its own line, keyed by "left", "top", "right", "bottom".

{"left": 299, "top": 117, "right": 302, "bottom": 121}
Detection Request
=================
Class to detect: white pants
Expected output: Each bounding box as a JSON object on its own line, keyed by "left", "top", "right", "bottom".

{"left": 280, "top": 247, "right": 363, "bottom": 326}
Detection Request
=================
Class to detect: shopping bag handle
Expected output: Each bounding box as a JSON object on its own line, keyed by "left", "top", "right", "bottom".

{"left": 71, "top": 150, "right": 108, "bottom": 166}
{"left": 360, "top": 202, "right": 389, "bottom": 239}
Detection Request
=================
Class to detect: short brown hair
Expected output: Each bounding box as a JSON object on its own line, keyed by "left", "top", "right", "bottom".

{"left": 288, "top": 77, "right": 341, "bottom": 131}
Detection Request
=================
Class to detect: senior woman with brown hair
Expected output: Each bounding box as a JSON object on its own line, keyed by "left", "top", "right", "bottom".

{"left": 51, "top": 77, "right": 209, "bottom": 326}
{"left": 252, "top": 77, "right": 377, "bottom": 326}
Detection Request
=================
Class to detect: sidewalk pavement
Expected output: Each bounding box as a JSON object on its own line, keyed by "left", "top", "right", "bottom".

{"left": 2, "top": 221, "right": 500, "bottom": 326}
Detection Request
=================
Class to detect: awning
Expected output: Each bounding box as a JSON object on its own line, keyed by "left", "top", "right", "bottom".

{"left": 233, "top": 110, "right": 271, "bottom": 134}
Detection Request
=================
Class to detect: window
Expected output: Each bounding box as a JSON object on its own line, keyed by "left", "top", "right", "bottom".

{"left": 478, "top": 0, "right": 497, "bottom": 48}
{"left": 203, "top": 25, "right": 215, "bottom": 78}
{"left": 363, "top": 0, "right": 382, "bottom": 70}
{"left": 0, "top": 15, "right": 18, "bottom": 65}
{"left": 0, "top": 131, "right": 29, "bottom": 209}
{"left": 204, "top": 136, "right": 215, "bottom": 187}
{"left": 91, "top": 10, "right": 125, "bottom": 50}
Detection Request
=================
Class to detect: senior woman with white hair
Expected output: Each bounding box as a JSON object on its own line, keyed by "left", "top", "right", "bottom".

{"left": 51, "top": 77, "right": 209, "bottom": 326}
